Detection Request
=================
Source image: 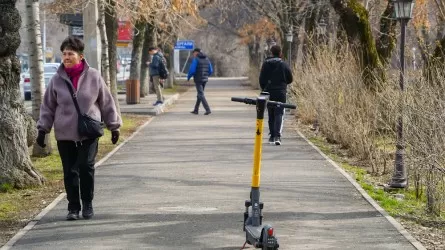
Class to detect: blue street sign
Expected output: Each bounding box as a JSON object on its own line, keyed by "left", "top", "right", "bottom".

{"left": 174, "top": 40, "right": 194, "bottom": 50}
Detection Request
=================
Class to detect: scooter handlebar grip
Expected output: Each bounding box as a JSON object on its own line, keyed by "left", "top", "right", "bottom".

{"left": 231, "top": 97, "right": 246, "bottom": 103}
{"left": 231, "top": 97, "right": 257, "bottom": 105}
{"left": 267, "top": 101, "right": 297, "bottom": 109}
{"left": 283, "top": 103, "right": 297, "bottom": 109}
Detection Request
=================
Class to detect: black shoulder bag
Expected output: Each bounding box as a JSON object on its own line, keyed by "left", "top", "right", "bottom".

{"left": 64, "top": 80, "right": 104, "bottom": 139}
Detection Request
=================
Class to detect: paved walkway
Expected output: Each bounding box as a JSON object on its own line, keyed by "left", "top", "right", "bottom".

{"left": 9, "top": 78, "right": 418, "bottom": 249}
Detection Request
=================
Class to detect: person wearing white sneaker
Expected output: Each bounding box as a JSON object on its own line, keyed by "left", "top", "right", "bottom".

{"left": 259, "top": 45, "right": 293, "bottom": 146}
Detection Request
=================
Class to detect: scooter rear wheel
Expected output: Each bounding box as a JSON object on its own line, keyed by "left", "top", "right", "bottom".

{"left": 261, "top": 230, "right": 279, "bottom": 249}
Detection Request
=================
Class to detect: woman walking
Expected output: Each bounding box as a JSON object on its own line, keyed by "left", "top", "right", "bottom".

{"left": 36, "top": 36, "right": 122, "bottom": 220}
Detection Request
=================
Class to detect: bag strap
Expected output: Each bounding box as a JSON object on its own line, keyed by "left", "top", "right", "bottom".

{"left": 63, "top": 80, "right": 82, "bottom": 116}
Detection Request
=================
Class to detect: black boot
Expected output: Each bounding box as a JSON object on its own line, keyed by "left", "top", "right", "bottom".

{"left": 66, "top": 210, "right": 80, "bottom": 221}
{"left": 82, "top": 201, "right": 94, "bottom": 219}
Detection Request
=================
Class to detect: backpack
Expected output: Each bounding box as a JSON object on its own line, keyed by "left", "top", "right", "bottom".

{"left": 158, "top": 55, "right": 169, "bottom": 80}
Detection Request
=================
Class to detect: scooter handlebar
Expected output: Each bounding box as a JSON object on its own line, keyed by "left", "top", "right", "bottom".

{"left": 267, "top": 100, "right": 297, "bottom": 109}
{"left": 231, "top": 97, "right": 296, "bottom": 109}
{"left": 231, "top": 97, "right": 257, "bottom": 105}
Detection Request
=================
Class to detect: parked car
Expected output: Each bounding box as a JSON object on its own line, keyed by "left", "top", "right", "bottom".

{"left": 22, "top": 63, "right": 60, "bottom": 100}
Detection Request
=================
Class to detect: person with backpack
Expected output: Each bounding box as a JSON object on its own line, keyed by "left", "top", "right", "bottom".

{"left": 148, "top": 47, "right": 168, "bottom": 106}
{"left": 187, "top": 48, "right": 213, "bottom": 115}
{"left": 259, "top": 45, "right": 293, "bottom": 145}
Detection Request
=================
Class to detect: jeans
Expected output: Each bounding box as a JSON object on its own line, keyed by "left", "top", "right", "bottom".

{"left": 193, "top": 81, "right": 210, "bottom": 112}
{"left": 57, "top": 139, "right": 99, "bottom": 211}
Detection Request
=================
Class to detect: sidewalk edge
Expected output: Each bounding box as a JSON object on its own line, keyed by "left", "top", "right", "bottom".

{"left": 296, "top": 130, "right": 426, "bottom": 250}
{"left": 150, "top": 93, "right": 180, "bottom": 115}
{"left": 0, "top": 117, "right": 156, "bottom": 250}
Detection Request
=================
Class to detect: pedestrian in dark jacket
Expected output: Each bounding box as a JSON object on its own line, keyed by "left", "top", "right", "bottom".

{"left": 187, "top": 48, "right": 214, "bottom": 115}
{"left": 36, "top": 36, "right": 122, "bottom": 221}
{"left": 148, "top": 47, "right": 165, "bottom": 105}
{"left": 259, "top": 45, "right": 293, "bottom": 145}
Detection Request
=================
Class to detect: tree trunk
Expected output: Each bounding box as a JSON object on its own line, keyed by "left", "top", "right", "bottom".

{"left": 105, "top": 0, "right": 120, "bottom": 114}
{"left": 26, "top": 0, "right": 51, "bottom": 156}
{"left": 129, "top": 21, "right": 145, "bottom": 81}
{"left": 424, "top": 35, "right": 445, "bottom": 87}
{"left": 376, "top": 1, "right": 397, "bottom": 66}
{"left": 418, "top": 25, "right": 431, "bottom": 65}
{"left": 162, "top": 44, "right": 174, "bottom": 89}
{"left": 248, "top": 37, "right": 262, "bottom": 89}
{"left": 290, "top": 0, "right": 303, "bottom": 67}
{"left": 168, "top": 47, "right": 175, "bottom": 88}
{"left": 249, "top": 35, "right": 261, "bottom": 69}
{"left": 98, "top": 0, "right": 110, "bottom": 87}
{"left": 291, "top": 26, "right": 300, "bottom": 68}
{"left": 146, "top": 26, "right": 158, "bottom": 95}
{"left": 433, "top": 36, "right": 445, "bottom": 63}
{"left": 426, "top": 169, "right": 441, "bottom": 216}
{"left": 330, "top": 0, "right": 383, "bottom": 90}
{"left": 0, "top": 0, "right": 44, "bottom": 188}
{"left": 276, "top": 0, "right": 303, "bottom": 69}
{"left": 301, "top": 0, "right": 318, "bottom": 67}
{"left": 140, "top": 23, "right": 153, "bottom": 97}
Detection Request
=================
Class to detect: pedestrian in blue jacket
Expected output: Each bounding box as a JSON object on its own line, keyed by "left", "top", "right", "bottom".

{"left": 187, "top": 48, "right": 213, "bottom": 115}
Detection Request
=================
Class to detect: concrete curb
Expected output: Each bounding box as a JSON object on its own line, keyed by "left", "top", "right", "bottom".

{"left": 149, "top": 93, "right": 180, "bottom": 116}
{"left": 120, "top": 93, "right": 180, "bottom": 116}
{"left": 0, "top": 117, "right": 156, "bottom": 250}
{"left": 295, "top": 130, "right": 426, "bottom": 250}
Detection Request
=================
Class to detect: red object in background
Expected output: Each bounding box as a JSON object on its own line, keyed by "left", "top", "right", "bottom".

{"left": 118, "top": 20, "right": 132, "bottom": 42}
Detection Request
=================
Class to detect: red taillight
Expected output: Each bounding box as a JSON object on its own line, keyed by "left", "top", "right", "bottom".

{"left": 24, "top": 78, "right": 30, "bottom": 83}
{"left": 268, "top": 227, "right": 274, "bottom": 236}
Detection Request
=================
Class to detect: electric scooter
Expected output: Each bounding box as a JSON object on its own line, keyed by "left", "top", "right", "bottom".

{"left": 231, "top": 92, "right": 296, "bottom": 250}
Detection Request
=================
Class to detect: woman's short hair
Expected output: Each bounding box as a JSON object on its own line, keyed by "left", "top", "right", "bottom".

{"left": 270, "top": 45, "right": 282, "bottom": 57}
{"left": 60, "top": 36, "right": 84, "bottom": 54}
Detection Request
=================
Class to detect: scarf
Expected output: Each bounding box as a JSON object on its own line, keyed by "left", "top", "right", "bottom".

{"left": 65, "top": 60, "right": 85, "bottom": 90}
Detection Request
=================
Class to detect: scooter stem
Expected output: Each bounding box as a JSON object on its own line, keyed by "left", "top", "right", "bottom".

{"left": 251, "top": 95, "right": 267, "bottom": 188}
{"left": 250, "top": 94, "right": 268, "bottom": 227}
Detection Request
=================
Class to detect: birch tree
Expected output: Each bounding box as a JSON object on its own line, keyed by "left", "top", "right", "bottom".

{"left": 140, "top": 23, "right": 156, "bottom": 97}
{"left": 26, "top": 0, "right": 52, "bottom": 156}
{"left": 98, "top": 0, "right": 111, "bottom": 87}
{"left": 105, "top": 0, "right": 120, "bottom": 113}
{"left": 128, "top": 21, "right": 146, "bottom": 91}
